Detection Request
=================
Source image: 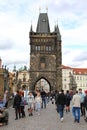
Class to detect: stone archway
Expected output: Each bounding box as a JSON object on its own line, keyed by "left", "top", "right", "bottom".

{"left": 34, "top": 77, "right": 51, "bottom": 92}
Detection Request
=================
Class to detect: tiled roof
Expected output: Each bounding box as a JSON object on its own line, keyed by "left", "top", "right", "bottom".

{"left": 62, "top": 64, "right": 87, "bottom": 75}
{"left": 61, "top": 65, "right": 72, "bottom": 69}
{"left": 73, "top": 68, "right": 87, "bottom": 75}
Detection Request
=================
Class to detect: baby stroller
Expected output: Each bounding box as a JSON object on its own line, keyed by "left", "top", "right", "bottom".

{"left": 0, "top": 107, "right": 9, "bottom": 126}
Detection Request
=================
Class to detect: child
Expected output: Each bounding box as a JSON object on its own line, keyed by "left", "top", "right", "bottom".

{"left": 35, "top": 92, "right": 42, "bottom": 115}
{"left": 27, "top": 92, "right": 34, "bottom": 116}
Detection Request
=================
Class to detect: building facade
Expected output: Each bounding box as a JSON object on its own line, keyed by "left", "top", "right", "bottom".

{"left": 16, "top": 69, "right": 29, "bottom": 90}
{"left": 62, "top": 65, "right": 87, "bottom": 92}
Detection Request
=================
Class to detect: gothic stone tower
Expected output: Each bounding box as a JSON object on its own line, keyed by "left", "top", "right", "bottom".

{"left": 29, "top": 12, "right": 62, "bottom": 91}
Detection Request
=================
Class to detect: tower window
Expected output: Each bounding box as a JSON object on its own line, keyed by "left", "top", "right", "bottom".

{"left": 49, "top": 46, "right": 51, "bottom": 51}
{"left": 41, "top": 46, "right": 44, "bottom": 51}
{"left": 35, "top": 46, "right": 38, "bottom": 51}
{"left": 40, "top": 57, "right": 46, "bottom": 69}
{"left": 35, "top": 46, "right": 40, "bottom": 51}
{"left": 46, "top": 46, "right": 51, "bottom": 51}
{"left": 40, "top": 57, "right": 45, "bottom": 63}
{"left": 38, "top": 46, "right": 40, "bottom": 51}
{"left": 46, "top": 46, "right": 49, "bottom": 51}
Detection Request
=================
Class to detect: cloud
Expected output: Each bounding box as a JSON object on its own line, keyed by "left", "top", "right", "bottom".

{"left": 1, "top": 49, "right": 29, "bottom": 71}
{"left": 73, "top": 51, "right": 87, "bottom": 62}
{"left": 0, "top": 39, "right": 14, "bottom": 50}
{"left": 62, "top": 48, "right": 87, "bottom": 68}
{"left": 0, "top": 0, "right": 87, "bottom": 71}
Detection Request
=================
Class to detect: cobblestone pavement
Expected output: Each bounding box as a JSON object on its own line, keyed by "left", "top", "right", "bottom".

{"left": 0, "top": 102, "right": 87, "bottom": 130}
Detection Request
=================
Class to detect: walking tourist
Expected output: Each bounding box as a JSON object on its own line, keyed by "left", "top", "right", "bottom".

{"left": 41, "top": 89, "right": 47, "bottom": 108}
{"left": 56, "top": 89, "right": 66, "bottom": 122}
{"left": 13, "top": 90, "right": 21, "bottom": 120}
{"left": 72, "top": 90, "right": 81, "bottom": 123}
{"left": 35, "top": 91, "right": 42, "bottom": 115}
{"left": 78, "top": 88, "right": 85, "bottom": 116}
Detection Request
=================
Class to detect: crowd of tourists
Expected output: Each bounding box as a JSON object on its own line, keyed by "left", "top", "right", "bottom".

{"left": 0, "top": 88, "right": 49, "bottom": 126}
{"left": 13, "top": 88, "right": 49, "bottom": 120}
{"left": 11, "top": 87, "right": 87, "bottom": 124}
{"left": 55, "top": 88, "right": 87, "bottom": 123}
{"left": 0, "top": 88, "right": 87, "bottom": 126}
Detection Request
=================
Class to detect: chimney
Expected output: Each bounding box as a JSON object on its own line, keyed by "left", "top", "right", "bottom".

{"left": 0, "top": 57, "right": 2, "bottom": 68}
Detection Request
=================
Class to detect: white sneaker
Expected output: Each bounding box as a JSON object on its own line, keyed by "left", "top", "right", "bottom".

{"left": 60, "top": 117, "right": 64, "bottom": 122}
{"left": 38, "top": 113, "right": 40, "bottom": 116}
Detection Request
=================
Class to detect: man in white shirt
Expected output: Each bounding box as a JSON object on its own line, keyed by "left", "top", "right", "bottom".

{"left": 72, "top": 91, "right": 81, "bottom": 123}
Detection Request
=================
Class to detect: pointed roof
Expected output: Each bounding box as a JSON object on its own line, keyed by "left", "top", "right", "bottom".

{"left": 36, "top": 13, "right": 50, "bottom": 33}
{"left": 54, "top": 24, "right": 61, "bottom": 41}
{"left": 56, "top": 24, "right": 61, "bottom": 41}
{"left": 56, "top": 24, "right": 60, "bottom": 34}
{"left": 54, "top": 25, "right": 57, "bottom": 32}
{"left": 30, "top": 24, "right": 33, "bottom": 32}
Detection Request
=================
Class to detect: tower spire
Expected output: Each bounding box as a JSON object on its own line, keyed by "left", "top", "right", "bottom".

{"left": 39, "top": 6, "right": 41, "bottom": 14}
{"left": 46, "top": 6, "right": 48, "bottom": 13}
{"left": 30, "top": 20, "right": 33, "bottom": 33}
{"left": 0, "top": 57, "right": 2, "bottom": 68}
{"left": 36, "top": 12, "right": 50, "bottom": 33}
{"left": 30, "top": 24, "right": 33, "bottom": 32}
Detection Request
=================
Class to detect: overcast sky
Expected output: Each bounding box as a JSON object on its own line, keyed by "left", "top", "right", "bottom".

{"left": 0, "top": 0, "right": 87, "bottom": 71}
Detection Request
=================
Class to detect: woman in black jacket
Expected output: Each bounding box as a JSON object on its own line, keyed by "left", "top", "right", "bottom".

{"left": 13, "top": 91, "right": 21, "bottom": 120}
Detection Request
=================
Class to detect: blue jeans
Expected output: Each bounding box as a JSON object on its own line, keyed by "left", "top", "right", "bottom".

{"left": 42, "top": 97, "right": 46, "bottom": 108}
{"left": 35, "top": 102, "right": 41, "bottom": 111}
{"left": 57, "top": 104, "right": 64, "bottom": 118}
{"left": 72, "top": 107, "right": 80, "bottom": 121}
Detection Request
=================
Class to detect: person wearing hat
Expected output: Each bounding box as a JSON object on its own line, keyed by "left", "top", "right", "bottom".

{"left": 84, "top": 90, "right": 87, "bottom": 122}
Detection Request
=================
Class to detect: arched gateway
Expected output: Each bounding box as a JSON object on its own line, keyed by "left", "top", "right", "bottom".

{"left": 29, "top": 12, "right": 62, "bottom": 91}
